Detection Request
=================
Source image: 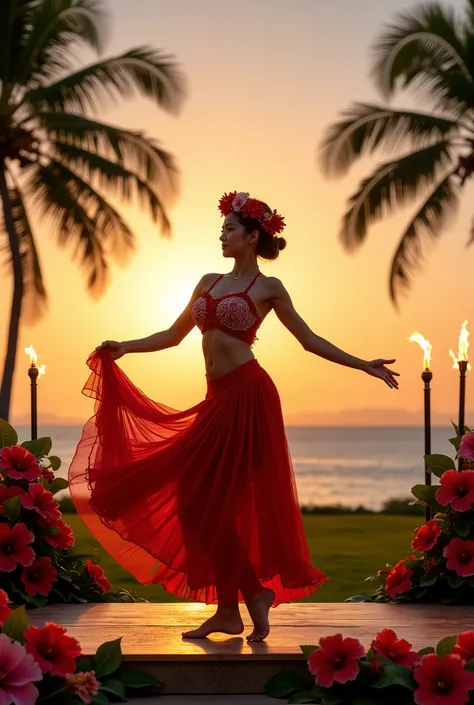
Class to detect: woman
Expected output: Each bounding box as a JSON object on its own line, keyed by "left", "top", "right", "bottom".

{"left": 69, "top": 191, "right": 399, "bottom": 643}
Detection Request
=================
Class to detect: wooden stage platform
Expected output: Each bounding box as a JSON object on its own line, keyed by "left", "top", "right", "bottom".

{"left": 27, "top": 602, "right": 474, "bottom": 695}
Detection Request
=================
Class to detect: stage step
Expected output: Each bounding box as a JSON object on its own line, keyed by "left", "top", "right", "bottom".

{"left": 26, "top": 602, "right": 474, "bottom": 695}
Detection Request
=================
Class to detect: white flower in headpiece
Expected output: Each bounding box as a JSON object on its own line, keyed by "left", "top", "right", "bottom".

{"left": 231, "top": 192, "right": 249, "bottom": 211}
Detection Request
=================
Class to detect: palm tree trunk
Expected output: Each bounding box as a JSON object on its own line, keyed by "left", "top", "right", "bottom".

{"left": 0, "top": 164, "right": 23, "bottom": 422}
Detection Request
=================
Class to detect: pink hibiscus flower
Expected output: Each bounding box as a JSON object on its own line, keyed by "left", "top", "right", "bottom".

{"left": 0, "top": 632, "right": 42, "bottom": 704}
{"left": 443, "top": 538, "right": 474, "bottom": 577}
{"left": 459, "top": 432, "right": 474, "bottom": 461}
{"left": 65, "top": 671, "right": 100, "bottom": 704}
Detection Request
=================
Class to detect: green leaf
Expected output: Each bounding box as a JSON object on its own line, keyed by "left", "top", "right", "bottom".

{"left": 21, "top": 437, "right": 52, "bottom": 458}
{"left": 321, "top": 693, "right": 345, "bottom": 705}
{"left": 440, "top": 595, "right": 457, "bottom": 604}
{"left": 436, "top": 635, "right": 457, "bottom": 657}
{"left": 353, "top": 699, "right": 377, "bottom": 705}
{"left": 465, "top": 660, "right": 474, "bottom": 672}
{"left": 345, "top": 594, "right": 371, "bottom": 602}
{"left": 99, "top": 678, "right": 126, "bottom": 701}
{"left": 452, "top": 422, "right": 460, "bottom": 435}
{"left": 372, "top": 664, "right": 415, "bottom": 690}
{"left": 411, "top": 484, "right": 444, "bottom": 512}
{"left": 0, "top": 419, "right": 18, "bottom": 449}
{"left": 300, "top": 645, "right": 318, "bottom": 660}
{"left": 93, "top": 637, "right": 123, "bottom": 678}
{"left": 90, "top": 693, "right": 109, "bottom": 705}
{"left": 47, "top": 456, "right": 62, "bottom": 471}
{"left": 40, "top": 477, "right": 69, "bottom": 495}
{"left": 1, "top": 495, "right": 22, "bottom": 522}
{"left": 265, "top": 670, "right": 305, "bottom": 698}
{"left": 449, "top": 436, "right": 461, "bottom": 451}
{"left": 76, "top": 657, "right": 93, "bottom": 671}
{"left": 419, "top": 574, "right": 438, "bottom": 587}
{"left": 418, "top": 646, "right": 435, "bottom": 656}
{"left": 119, "top": 668, "right": 163, "bottom": 689}
{"left": 2, "top": 605, "right": 28, "bottom": 643}
{"left": 288, "top": 691, "right": 316, "bottom": 704}
{"left": 425, "top": 454, "right": 456, "bottom": 477}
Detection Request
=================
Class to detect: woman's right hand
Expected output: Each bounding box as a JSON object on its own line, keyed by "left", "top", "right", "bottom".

{"left": 95, "top": 340, "right": 127, "bottom": 360}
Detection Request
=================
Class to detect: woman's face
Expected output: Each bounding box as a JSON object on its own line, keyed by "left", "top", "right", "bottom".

{"left": 220, "top": 213, "right": 257, "bottom": 258}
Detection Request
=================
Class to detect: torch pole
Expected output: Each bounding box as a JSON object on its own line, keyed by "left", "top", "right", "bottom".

{"left": 458, "top": 360, "right": 468, "bottom": 471}
{"left": 422, "top": 369, "right": 432, "bottom": 522}
{"left": 28, "top": 365, "right": 39, "bottom": 440}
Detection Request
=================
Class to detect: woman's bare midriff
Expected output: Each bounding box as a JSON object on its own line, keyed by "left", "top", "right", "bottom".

{"left": 202, "top": 328, "right": 255, "bottom": 380}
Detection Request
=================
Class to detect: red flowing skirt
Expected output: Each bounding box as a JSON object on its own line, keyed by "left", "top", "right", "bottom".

{"left": 68, "top": 350, "right": 327, "bottom": 606}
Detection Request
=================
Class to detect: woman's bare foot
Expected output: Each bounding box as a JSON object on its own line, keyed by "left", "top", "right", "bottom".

{"left": 245, "top": 587, "right": 275, "bottom": 642}
{"left": 182, "top": 611, "right": 244, "bottom": 639}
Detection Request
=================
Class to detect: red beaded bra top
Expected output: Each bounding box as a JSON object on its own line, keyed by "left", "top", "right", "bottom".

{"left": 191, "top": 272, "right": 262, "bottom": 346}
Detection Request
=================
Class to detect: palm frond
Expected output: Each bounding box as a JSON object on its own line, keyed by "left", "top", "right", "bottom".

{"left": 319, "top": 103, "right": 459, "bottom": 177}
{"left": 340, "top": 141, "right": 453, "bottom": 251}
{"left": 389, "top": 169, "right": 461, "bottom": 306}
{"left": 26, "top": 162, "right": 109, "bottom": 295}
{"left": 0, "top": 1, "right": 36, "bottom": 84}
{"left": 16, "top": 0, "right": 107, "bottom": 89}
{"left": 37, "top": 111, "right": 179, "bottom": 206}
{"left": 24, "top": 47, "right": 186, "bottom": 115}
{"left": 50, "top": 140, "right": 171, "bottom": 235}
{"left": 371, "top": 2, "right": 474, "bottom": 106}
{"left": 4, "top": 179, "right": 48, "bottom": 324}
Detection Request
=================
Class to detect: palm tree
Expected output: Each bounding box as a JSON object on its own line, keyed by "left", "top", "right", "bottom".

{"left": 320, "top": 0, "right": 474, "bottom": 308}
{"left": 0, "top": 0, "right": 186, "bottom": 421}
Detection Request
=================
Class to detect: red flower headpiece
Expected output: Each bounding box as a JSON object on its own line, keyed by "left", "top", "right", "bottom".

{"left": 218, "top": 191, "right": 286, "bottom": 236}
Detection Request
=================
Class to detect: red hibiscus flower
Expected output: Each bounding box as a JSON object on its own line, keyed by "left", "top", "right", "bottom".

{"left": 0, "top": 589, "right": 12, "bottom": 624}
{"left": 452, "top": 631, "right": 474, "bottom": 662}
{"left": 307, "top": 633, "right": 365, "bottom": 687}
{"left": 0, "top": 446, "right": 41, "bottom": 482}
{"left": 0, "top": 522, "right": 35, "bottom": 572}
{"left": 20, "top": 483, "right": 60, "bottom": 521}
{"left": 0, "top": 484, "right": 26, "bottom": 513}
{"left": 218, "top": 191, "right": 237, "bottom": 216}
{"left": 21, "top": 557, "right": 57, "bottom": 596}
{"left": 372, "top": 629, "right": 420, "bottom": 669}
{"left": 459, "top": 432, "right": 474, "bottom": 462}
{"left": 443, "top": 538, "right": 474, "bottom": 577}
{"left": 412, "top": 519, "right": 442, "bottom": 552}
{"left": 24, "top": 621, "right": 81, "bottom": 677}
{"left": 436, "top": 470, "right": 474, "bottom": 512}
{"left": 39, "top": 518, "right": 75, "bottom": 550}
{"left": 413, "top": 653, "right": 474, "bottom": 705}
{"left": 385, "top": 563, "right": 414, "bottom": 598}
{"left": 261, "top": 210, "right": 285, "bottom": 235}
{"left": 85, "top": 560, "right": 111, "bottom": 593}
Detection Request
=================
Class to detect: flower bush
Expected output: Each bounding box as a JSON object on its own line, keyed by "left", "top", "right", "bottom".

{"left": 348, "top": 425, "right": 474, "bottom": 605}
{"left": 0, "top": 419, "right": 144, "bottom": 607}
{"left": 0, "top": 592, "right": 162, "bottom": 704}
{"left": 266, "top": 628, "right": 474, "bottom": 705}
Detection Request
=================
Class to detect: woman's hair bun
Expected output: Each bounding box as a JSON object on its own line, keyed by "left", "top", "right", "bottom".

{"left": 277, "top": 237, "right": 287, "bottom": 251}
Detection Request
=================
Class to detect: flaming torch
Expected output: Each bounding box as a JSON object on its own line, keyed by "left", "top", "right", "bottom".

{"left": 25, "top": 345, "right": 46, "bottom": 440}
{"left": 409, "top": 332, "right": 433, "bottom": 521}
{"left": 449, "top": 320, "right": 470, "bottom": 469}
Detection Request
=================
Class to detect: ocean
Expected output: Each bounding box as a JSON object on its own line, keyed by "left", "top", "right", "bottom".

{"left": 14, "top": 425, "right": 457, "bottom": 511}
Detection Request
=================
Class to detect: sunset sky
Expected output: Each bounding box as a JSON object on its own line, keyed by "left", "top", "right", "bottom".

{"left": 2, "top": 0, "right": 473, "bottom": 426}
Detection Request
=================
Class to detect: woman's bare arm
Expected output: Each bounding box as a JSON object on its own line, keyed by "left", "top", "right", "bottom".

{"left": 268, "top": 278, "right": 399, "bottom": 388}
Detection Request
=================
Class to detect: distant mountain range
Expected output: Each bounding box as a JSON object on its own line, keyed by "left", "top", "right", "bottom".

{"left": 10, "top": 408, "right": 464, "bottom": 427}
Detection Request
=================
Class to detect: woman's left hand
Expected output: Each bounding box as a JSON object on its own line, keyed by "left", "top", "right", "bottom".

{"left": 362, "top": 358, "right": 399, "bottom": 389}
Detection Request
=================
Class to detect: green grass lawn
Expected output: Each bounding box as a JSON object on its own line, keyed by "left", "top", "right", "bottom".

{"left": 65, "top": 513, "right": 421, "bottom": 603}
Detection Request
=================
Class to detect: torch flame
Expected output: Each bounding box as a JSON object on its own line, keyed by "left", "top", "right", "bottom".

{"left": 25, "top": 346, "right": 46, "bottom": 377}
{"left": 25, "top": 345, "right": 37, "bottom": 366}
{"left": 409, "top": 331, "right": 432, "bottom": 370}
{"left": 449, "top": 320, "right": 471, "bottom": 370}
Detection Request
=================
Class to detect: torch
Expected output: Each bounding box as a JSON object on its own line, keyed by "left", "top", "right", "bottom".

{"left": 449, "top": 320, "right": 470, "bottom": 470}
{"left": 409, "top": 332, "right": 433, "bottom": 522}
{"left": 25, "top": 346, "right": 46, "bottom": 441}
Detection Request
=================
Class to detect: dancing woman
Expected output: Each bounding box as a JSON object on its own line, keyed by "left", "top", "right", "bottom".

{"left": 69, "top": 191, "right": 399, "bottom": 642}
